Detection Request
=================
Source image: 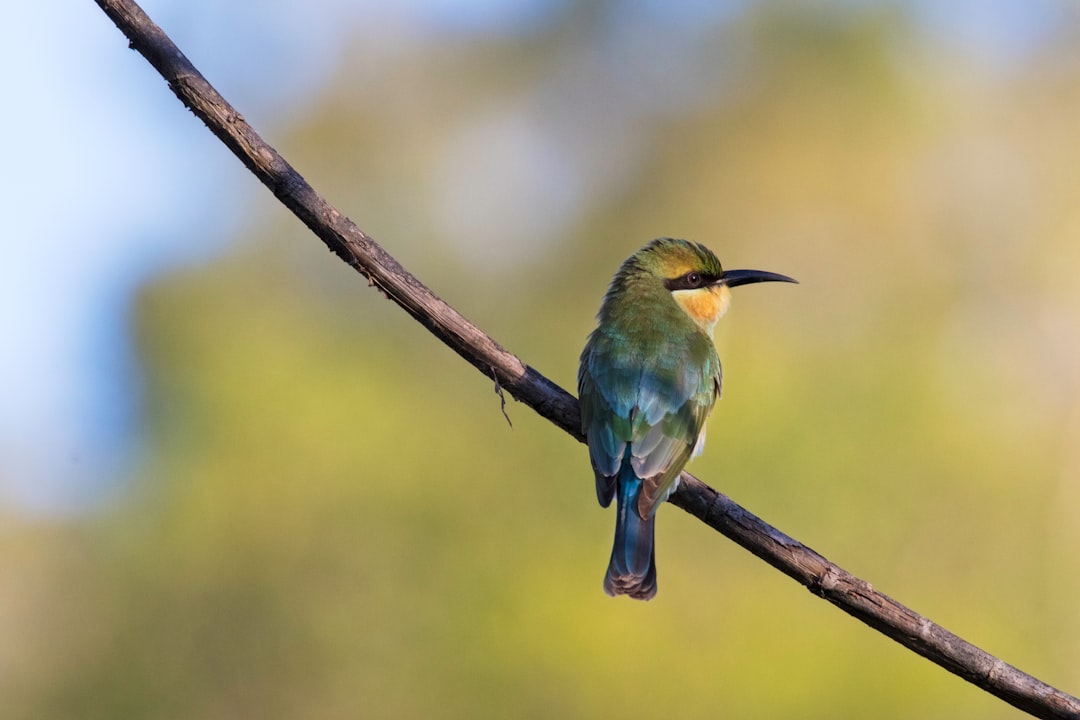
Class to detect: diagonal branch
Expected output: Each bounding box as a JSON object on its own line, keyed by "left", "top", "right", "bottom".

{"left": 91, "top": 1, "right": 1080, "bottom": 718}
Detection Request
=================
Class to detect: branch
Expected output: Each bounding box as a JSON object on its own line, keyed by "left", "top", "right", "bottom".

{"left": 92, "top": 1, "right": 1080, "bottom": 718}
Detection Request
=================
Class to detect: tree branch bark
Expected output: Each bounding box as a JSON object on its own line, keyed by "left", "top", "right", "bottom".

{"left": 91, "top": 1, "right": 1080, "bottom": 718}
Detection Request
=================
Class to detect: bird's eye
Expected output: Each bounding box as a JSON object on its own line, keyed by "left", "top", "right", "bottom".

{"left": 686, "top": 272, "right": 702, "bottom": 287}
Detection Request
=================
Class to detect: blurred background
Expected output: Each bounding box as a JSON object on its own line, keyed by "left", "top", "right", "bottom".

{"left": 4, "top": 0, "right": 1080, "bottom": 717}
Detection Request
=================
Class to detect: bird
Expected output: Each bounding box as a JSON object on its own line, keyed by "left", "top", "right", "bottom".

{"left": 578, "top": 238, "right": 796, "bottom": 600}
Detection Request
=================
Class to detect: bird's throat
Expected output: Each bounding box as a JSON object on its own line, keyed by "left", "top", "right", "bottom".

{"left": 672, "top": 285, "right": 731, "bottom": 335}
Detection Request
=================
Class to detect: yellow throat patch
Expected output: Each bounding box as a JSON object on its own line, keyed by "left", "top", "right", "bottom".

{"left": 672, "top": 284, "right": 731, "bottom": 335}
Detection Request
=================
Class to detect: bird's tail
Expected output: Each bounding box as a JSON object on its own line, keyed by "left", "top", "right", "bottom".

{"left": 603, "top": 474, "right": 657, "bottom": 600}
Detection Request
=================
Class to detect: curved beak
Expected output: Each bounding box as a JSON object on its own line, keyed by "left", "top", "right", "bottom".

{"left": 718, "top": 269, "right": 798, "bottom": 288}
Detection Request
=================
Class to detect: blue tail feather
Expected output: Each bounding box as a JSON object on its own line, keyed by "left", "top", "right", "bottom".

{"left": 603, "top": 472, "right": 657, "bottom": 600}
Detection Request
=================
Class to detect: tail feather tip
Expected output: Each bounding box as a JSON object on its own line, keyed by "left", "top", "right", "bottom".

{"left": 603, "top": 570, "right": 657, "bottom": 601}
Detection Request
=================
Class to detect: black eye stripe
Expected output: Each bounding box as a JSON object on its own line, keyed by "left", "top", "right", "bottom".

{"left": 664, "top": 271, "right": 720, "bottom": 291}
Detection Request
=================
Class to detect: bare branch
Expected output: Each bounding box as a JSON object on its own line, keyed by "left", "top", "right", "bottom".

{"left": 91, "top": 1, "right": 1080, "bottom": 718}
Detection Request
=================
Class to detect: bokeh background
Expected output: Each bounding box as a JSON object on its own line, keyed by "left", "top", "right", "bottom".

{"left": 4, "top": 1, "right": 1080, "bottom": 717}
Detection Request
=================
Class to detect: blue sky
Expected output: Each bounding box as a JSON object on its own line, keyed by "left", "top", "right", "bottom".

{"left": 1, "top": 0, "right": 1070, "bottom": 513}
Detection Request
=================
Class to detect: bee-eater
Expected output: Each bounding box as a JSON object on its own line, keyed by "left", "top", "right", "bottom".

{"left": 578, "top": 238, "right": 796, "bottom": 600}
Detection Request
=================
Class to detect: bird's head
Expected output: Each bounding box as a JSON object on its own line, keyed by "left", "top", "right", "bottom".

{"left": 635, "top": 238, "right": 797, "bottom": 334}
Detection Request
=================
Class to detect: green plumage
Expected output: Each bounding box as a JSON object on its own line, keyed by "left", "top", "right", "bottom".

{"left": 579, "top": 239, "right": 723, "bottom": 599}
{"left": 580, "top": 238, "right": 794, "bottom": 599}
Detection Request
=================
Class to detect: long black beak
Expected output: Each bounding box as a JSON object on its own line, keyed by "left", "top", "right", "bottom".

{"left": 718, "top": 269, "right": 798, "bottom": 288}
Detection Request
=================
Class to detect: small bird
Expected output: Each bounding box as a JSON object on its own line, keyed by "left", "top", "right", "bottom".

{"left": 578, "top": 238, "right": 795, "bottom": 599}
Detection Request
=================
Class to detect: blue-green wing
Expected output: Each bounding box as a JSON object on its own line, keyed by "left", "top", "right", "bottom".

{"left": 580, "top": 326, "right": 720, "bottom": 515}
{"left": 632, "top": 383, "right": 716, "bottom": 517}
{"left": 579, "top": 336, "right": 634, "bottom": 506}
